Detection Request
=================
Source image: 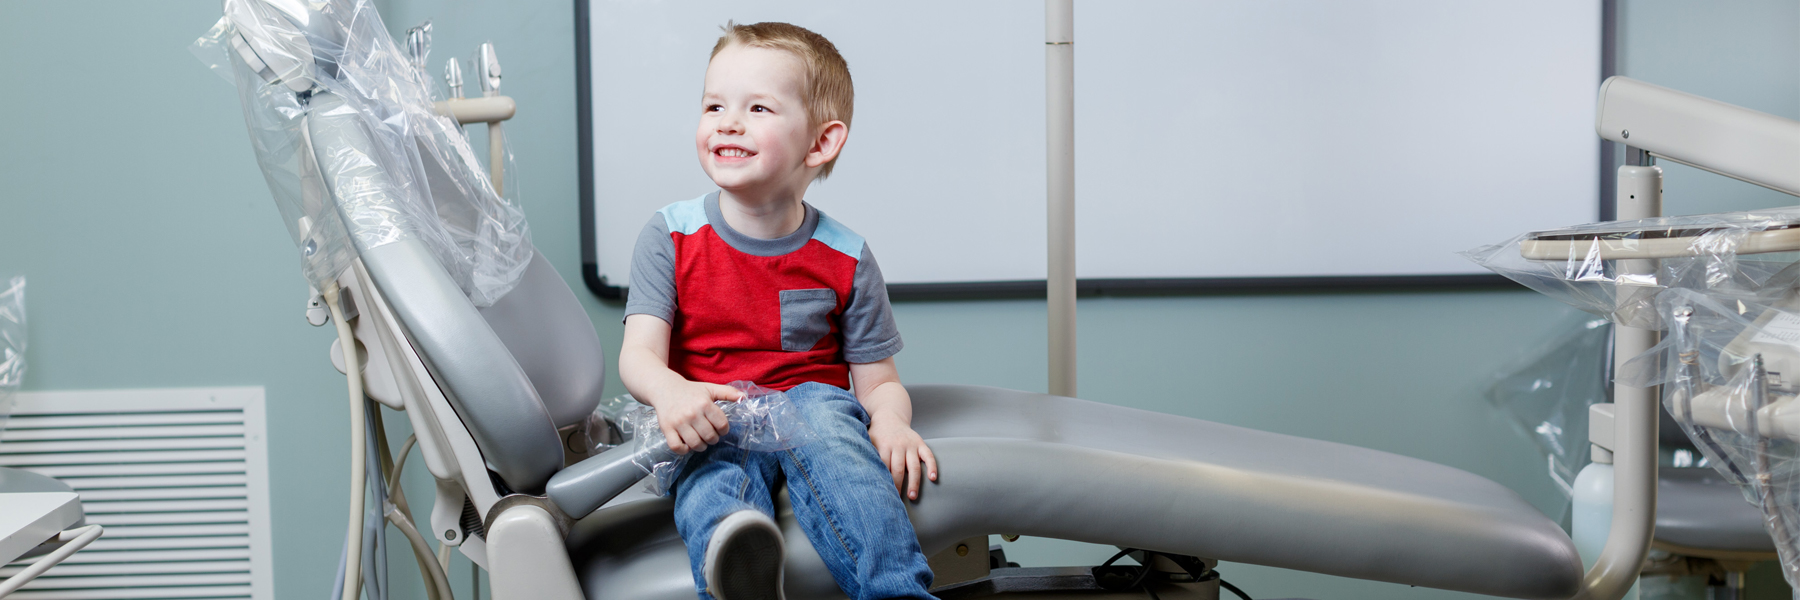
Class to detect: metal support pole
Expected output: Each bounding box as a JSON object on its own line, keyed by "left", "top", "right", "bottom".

{"left": 1045, "top": 0, "right": 1076, "bottom": 398}
{"left": 1575, "top": 161, "right": 1662, "bottom": 600}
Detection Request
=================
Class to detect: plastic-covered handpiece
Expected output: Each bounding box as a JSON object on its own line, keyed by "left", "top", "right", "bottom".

{"left": 545, "top": 442, "right": 662, "bottom": 520}
{"left": 545, "top": 383, "right": 817, "bottom": 519}
{"left": 628, "top": 382, "right": 816, "bottom": 496}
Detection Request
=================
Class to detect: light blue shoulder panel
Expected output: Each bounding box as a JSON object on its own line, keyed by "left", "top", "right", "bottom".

{"left": 811, "top": 213, "right": 866, "bottom": 261}
{"left": 656, "top": 196, "right": 710, "bottom": 236}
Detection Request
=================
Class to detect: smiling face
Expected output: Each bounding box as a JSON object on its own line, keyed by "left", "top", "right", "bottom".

{"left": 696, "top": 44, "right": 839, "bottom": 201}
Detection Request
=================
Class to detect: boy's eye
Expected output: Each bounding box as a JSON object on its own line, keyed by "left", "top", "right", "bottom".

{"left": 705, "top": 104, "right": 722, "bottom": 112}
{"left": 751, "top": 105, "right": 768, "bottom": 113}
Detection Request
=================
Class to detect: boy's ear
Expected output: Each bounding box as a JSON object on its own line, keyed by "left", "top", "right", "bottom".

{"left": 805, "top": 120, "right": 849, "bottom": 169}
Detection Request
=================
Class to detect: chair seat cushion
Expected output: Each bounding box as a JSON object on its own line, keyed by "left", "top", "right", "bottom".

{"left": 569, "top": 385, "right": 1582, "bottom": 600}
{"left": 1656, "top": 466, "right": 1775, "bottom": 553}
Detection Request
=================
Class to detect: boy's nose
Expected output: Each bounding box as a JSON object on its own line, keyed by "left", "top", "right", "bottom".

{"left": 718, "top": 110, "right": 745, "bottom": 135}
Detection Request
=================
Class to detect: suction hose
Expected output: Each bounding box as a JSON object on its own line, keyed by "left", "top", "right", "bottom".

{"left": 324, "top": 282, "right": 368, "bottom": 600}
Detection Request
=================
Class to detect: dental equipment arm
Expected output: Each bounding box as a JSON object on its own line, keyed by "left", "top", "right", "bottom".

{"left": 478, "top": 42, "right": 505, "bottom": 195}
{"left": 1596, "top": 77, "right": 1800, "bottom": 197}
{"left": 425, "top": 43, "right": 511, "bottom": 193}
{"left": 1525, "top": 76, "right": 1800, "bottom": 600}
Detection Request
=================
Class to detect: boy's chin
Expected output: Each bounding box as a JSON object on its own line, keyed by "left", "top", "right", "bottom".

{"left": 709, "top": 174, "right": 779, "bottom": 196}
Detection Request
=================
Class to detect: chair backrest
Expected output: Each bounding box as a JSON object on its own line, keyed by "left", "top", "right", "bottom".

{"left": 308, "top": 89, "right": 603, "bottom": 494}
{"left": 478, "top": 251, "right": 607, "bottom": 428}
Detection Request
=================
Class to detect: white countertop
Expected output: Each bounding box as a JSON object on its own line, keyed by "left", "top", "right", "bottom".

{"left": 0, "top": 492, "right": 81, "bottom": 566}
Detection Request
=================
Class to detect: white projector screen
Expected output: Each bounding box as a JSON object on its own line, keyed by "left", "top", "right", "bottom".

{"left": 578, "top": 0, "right": 1601, "bottom": 294}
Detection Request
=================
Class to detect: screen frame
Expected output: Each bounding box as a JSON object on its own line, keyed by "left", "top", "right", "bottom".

{"left": 575, "top": 0, "right": 1615, "bottom": 301}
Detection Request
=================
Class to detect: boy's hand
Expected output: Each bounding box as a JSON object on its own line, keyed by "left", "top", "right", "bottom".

{"left": 868, "top": 416, "right": 938, "bottom": 501}
{"left": 650, "top": 381, "right": 741, "bottom": 454}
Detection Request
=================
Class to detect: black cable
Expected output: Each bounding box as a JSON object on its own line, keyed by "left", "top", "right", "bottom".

{"left": 1218, "top": 578, "right": 1252, "bottom": 600}
{"left": 1094, "top": 548, "right": 1155, "bottom": 593}
{"left": 1093, "top": 548, "right": 1252, "bottom": 600}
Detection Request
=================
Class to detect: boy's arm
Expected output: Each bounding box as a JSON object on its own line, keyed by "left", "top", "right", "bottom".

{"left": 850, "top": 357, "right": 938, "bottom": 501}
{"left": 620, "top": 314, "right": 740, "bottom": 454}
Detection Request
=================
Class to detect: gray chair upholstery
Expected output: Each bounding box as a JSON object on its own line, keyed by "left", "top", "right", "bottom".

{"left": 1656, "top": 466, "right": 1776, "bottom": 553}
{"left": 310, "top": 88, "right": 568, "bottom": 494}
{"left": 357, "top": 238, "right": 565, "bottom": 493}
{"left": 568, "top": 386, "right": 1583, "bottom": 600}
{"left": 478, "top": 251, "right": 607, "bottom": 429}
{"left": 1656, "top": 406, "right": 1777, "bottom": 555}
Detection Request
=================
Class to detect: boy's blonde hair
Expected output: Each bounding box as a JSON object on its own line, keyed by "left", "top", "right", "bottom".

{"left": 712, "top": 21, "right": 853, "bottom": 179}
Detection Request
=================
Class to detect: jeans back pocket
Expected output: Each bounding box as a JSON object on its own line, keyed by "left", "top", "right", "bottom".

{"left": 779, "top": 288, "right": 838, "bottom": 351}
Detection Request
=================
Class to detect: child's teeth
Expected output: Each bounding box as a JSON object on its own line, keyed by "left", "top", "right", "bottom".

{"left": 720, "top": 148, "right": 748, "bottom": 157}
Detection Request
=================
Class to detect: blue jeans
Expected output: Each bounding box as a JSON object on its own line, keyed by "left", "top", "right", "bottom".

{"left": 672, "top": 382, "right": 936, "bottom": 600}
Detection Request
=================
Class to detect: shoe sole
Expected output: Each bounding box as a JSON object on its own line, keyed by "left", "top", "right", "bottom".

{"left": 711, "top": 519, "right": 784, "bottom": 600}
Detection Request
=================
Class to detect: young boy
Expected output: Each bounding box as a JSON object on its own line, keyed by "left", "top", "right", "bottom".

{"left": 618, "top": 21, "right": 940, "bottom": 600}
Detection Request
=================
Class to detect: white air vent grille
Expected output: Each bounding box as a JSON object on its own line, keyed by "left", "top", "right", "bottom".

{"left": 0, "top": 387, "right": 272, "bottom": 599}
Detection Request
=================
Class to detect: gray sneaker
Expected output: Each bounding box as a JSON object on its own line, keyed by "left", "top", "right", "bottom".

{"left": 704, "top": 510, "right": 786, "bottom": 600}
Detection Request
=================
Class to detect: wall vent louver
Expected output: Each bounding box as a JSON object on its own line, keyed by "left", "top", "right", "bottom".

{"left": 0, "top": 388, "right": 273, "bottom": 599}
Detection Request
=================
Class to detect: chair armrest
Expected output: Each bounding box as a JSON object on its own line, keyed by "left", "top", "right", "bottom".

{"left": 545, "top": 441, "right": 674, "bottom": 519}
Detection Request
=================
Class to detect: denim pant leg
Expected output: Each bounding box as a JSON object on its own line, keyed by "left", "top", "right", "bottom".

{"left": 672, "top": 443, "right": 782, "bottom": 600}
{"left": 777, "top": 383, "right": 936, "bottom": 600}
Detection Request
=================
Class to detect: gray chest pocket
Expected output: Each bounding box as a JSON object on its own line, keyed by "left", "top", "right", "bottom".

{"left": 779, "top": 288, "right": 838, "bottom": 352}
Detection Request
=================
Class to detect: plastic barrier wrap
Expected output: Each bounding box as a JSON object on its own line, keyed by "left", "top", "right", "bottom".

{"left": 0, "top": 277, "right": 23, "bottom": 434}
{"left": 1470, "top": 208, "right": 1800, "bottom": 588}
{"left": 1464, "top": 208, "right": 1800, "bottom": 330}
{"left": 621, "top": 382, "right": 819, "bottom": 496}
{"left": 191, "top": 0, "right": 531, "bottom": 306}
{"left": 1486, "top": 315, "right": 1612, "bottom": 513}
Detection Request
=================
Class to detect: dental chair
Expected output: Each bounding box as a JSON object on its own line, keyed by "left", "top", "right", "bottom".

{"left": 303, "top": 112, "right": 1584, "bottom": 600}
{"left": 328, "top": 211, "right": 1585, "bottom": 600}
{"left": 205, "top": 1, "right": 1589, "bottom": 599}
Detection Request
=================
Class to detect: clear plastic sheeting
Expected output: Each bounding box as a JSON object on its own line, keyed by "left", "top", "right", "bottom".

{"left": 0, "top": 277, "right": 23, "bottom": 433}
{"left": 1486, "top": 316, "right": 1612, "bottom": 509}
{"left": 569, "top": 395, "right": 634, "bottom": 458}
{"left": 191, "top": 0, "right": 531, "bottom": 306}
{"left": 1464, "top": 208, "right": 1800, "bottom": 330}
{"left": 1470, "top": 208, "right": 1800, "bottom": 589}
{"left": 621, "top": 382, "right": 820, "bottom": 496}
{"left": 1651, "top": 290, "right": 1800, "bottom": 551}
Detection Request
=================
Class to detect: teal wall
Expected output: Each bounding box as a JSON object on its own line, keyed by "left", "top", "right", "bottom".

{"left": 0, "top": 1, "right": 1794, "bottom": 599}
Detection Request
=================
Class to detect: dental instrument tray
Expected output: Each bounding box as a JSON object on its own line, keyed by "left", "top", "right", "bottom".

{"left": 1520, "top": 214, "right": 1800, "bottom": 261}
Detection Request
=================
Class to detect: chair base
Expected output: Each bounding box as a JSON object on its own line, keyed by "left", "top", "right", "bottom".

{"left": 489, "top": 503, "right": 583, "bottom": 600}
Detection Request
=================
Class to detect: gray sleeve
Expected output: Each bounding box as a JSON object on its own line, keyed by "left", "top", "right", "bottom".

{"left": 623, "top": 215, "right": 677, "bottom": 324}
{"left": 840, "top": 244, "right": 903, "bottom": 363}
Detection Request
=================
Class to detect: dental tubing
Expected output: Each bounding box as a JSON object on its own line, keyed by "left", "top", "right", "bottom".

{"left": 325, "top": 293, "right": 449, "bottom": 600}
{"left": 324, "top": 282, "right": 368, "bottom": 600}
{"left": 380, "top": 432, "right": 452, "bottom": 600}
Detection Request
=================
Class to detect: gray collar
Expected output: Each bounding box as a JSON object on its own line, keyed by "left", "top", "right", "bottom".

{"left": 704, "top": 191, "right": 820, "bottom": 257}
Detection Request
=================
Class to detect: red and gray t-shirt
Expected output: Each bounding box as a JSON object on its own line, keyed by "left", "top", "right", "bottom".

{"left": 625, "top": 192, "right": 903, "bottom": 391}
